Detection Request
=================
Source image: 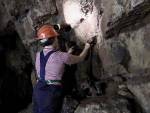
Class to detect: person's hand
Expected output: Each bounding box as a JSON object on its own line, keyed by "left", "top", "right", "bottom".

{"left": 87, "top": 36, "right": 97, "bottom": 46}
{"left": 85, "top": 43, "right": 90, "bottom": 49}
{"left": 68, "top": 46, "right": 74, "bottom": 54}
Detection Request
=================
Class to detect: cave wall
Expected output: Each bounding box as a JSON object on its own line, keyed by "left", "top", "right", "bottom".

{"left": 0, "top": 27, "right": 33, "bottom": 112}
{"left": 0, "top": 0, "right": 150, "bottom": 113}
{"left": 99, "top": 0, "right": 150, "bottom": 70}
{"left": 98, "top": 0, "right": 150, "bottom": 113}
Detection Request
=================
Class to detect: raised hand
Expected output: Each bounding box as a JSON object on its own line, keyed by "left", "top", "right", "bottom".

{"left": 87, "top": 36, "right": 97, "bottom": 46}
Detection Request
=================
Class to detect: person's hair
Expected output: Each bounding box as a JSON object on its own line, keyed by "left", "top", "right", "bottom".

{"left": 40, "top": 38, "right": 55, "bottom": 46}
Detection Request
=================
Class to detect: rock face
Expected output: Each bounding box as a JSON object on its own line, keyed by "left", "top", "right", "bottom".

{"left": 61, "top": 97, "right": 79, "bottom": 113}
{"left": 0, "top": 24, "right": 33, "bottom": 112}
{"left": 0, "top": 0, "right": 150, "bottom": 113}
{"left": 126, "top": 70, "right": 150, "bottom": 113}
{"left": 75, "top": 97, "right": 132, "bottom": 113}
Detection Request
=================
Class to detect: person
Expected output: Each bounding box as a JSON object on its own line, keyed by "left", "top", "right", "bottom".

{"left": 33, "top": 24, "right": 94, "bottom": 113}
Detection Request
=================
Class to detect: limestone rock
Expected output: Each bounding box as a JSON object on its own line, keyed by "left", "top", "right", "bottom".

{"left": 75, "top": 97, "right": 131, "bottom": 113}
{"left": 126, "top": 69, "right": 150, "bottom": 113}
{"left": 61, "top": 96, "right": 79, "bottom": 113}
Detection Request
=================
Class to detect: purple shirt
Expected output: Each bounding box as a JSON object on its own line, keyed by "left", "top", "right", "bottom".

{"left": 35, "top": 47, "right": 71, "bottom": 80}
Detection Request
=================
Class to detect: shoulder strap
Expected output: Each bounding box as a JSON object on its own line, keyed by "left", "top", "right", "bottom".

{"left": 40, "top": 50, "right": 58, "bottom": 80}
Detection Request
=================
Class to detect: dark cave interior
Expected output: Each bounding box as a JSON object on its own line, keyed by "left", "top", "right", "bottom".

{"left": 0, "top": 28, "right": 33, "bottom": 113}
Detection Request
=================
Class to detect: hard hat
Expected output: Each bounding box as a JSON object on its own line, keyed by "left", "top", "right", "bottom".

{"left": 36, "top": 25, "right": 59, "bottom": 40}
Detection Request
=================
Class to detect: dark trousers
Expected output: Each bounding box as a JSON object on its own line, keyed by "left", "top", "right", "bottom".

{"left": 33, "top": 81, "right": 63, "bottom": 113}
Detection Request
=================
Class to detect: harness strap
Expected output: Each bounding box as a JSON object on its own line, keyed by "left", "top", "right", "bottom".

{"left": 40, "top": 50, "right": 57, "bottom": 80}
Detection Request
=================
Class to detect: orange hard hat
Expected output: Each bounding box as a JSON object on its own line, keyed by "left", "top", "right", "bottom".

{"left": 36, "top": 25, "right": 59, "bottom": 40}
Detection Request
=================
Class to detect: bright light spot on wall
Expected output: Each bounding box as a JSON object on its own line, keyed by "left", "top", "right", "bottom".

{"left": 63, "top": 0, "right": 103, "bottom": 44}
{"left": 63, "top": 1, "right": 85, "bottom": 28}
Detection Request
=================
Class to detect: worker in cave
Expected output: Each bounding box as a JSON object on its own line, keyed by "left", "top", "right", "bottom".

{"left": 33, "top": 24, "right": 95, "bottom": 113}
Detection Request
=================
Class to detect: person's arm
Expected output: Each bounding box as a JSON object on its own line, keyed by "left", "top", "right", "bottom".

{"left": 67, "top": 43, "right": 90, "bottom": 64}
{"left": 64, "top": 37, "right": 96, "bottom": 65}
